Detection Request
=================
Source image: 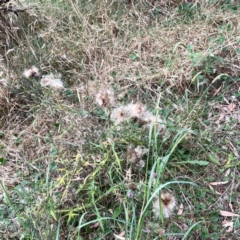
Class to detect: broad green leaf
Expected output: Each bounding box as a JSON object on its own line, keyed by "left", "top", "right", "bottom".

{"left": 207, "top": 154, "right": 221, "bottom": 165}
{"left": 129, "top": 53, "right": 137, "bottom": 60}
{"left": 0, "top": 158, "right": 7, "bottom": 166}
{"left": 113, "top": 207, "right": 123, "bottom": 218}
{"left": 178, "top": 160, "right": 209, "bottom": 166}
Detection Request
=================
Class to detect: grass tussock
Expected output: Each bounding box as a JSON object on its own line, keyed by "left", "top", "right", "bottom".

{"left": 0, "top": 0, "right": 240, "bottom": 239}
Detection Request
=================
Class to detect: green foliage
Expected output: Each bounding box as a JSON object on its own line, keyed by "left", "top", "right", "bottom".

{"left": 178, "top": 3, "right": 201, "bottom": 21}
{"left": 1, "top": 0, "right": 240, "bottom": 239}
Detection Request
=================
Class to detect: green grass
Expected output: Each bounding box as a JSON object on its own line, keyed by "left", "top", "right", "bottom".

{"left": 0, "top": 0, "right": 240, "bottom": 239}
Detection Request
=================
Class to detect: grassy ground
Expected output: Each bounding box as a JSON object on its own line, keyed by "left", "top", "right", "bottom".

{"left": 0, "top": 0, "right": 240, "bottom": 239}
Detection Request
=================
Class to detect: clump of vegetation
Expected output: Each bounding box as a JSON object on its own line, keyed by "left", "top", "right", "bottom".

{"left": 0, "top": 0, "right": 240, "bottom": 239}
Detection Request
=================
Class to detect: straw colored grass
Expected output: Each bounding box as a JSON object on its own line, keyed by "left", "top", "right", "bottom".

{"left": 0, "top": 0, "right": 240, "bottom": 239}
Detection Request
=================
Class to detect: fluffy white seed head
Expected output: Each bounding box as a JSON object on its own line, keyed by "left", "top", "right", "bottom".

{"left": 152, "top": 192, "right": 176, "bottom": 219}
{"left": 23, "top": 66, "right": 40, "bottom": 78}
{"left": 31, "top": 66, "right": 40, "bottom": 76}
{"left": 96, "top": 89, "right": 115, "bottom": 108}
{"left": 139, "top": 111, "right": 166, "bottom": 132}
{"left": 134, "top": 146, "right": 148, "bottom": 158}
{"left": 138, "top": 111, "right": 155, "bottom": 126}
{"left": 111, "top": 106, "right": 131, "bottom": 124}
{"left": 126, "top": 102, "right": 147, "bottom": 118}
{"left": 110, "top": 102, "right": 166, "bottom": 133}
{"left": 127, "top": 145, "right": 148, "bottom": 163}
{"left": 40, "top": 73, "right": 64, "bottom": 89}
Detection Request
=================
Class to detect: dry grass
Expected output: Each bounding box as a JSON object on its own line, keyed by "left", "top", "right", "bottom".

{"left": 0, "top": 0, "right": 240, "bottom": 239}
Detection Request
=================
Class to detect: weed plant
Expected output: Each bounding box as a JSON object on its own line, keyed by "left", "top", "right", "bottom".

{"left": 0, "top": 0, "right": 240, "bottom": 239}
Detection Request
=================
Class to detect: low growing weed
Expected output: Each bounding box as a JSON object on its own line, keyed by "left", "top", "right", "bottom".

{"left": 0, "top": 0, "right": 240, "bottom": 239}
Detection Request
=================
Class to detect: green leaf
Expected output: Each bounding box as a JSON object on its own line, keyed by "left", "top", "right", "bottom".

{"left": 51, "top": 148, "right": 58, "bottom": 155}
{"left": 15, "top": 138, "right": 22, "bottom": 144}
{"left": 67, "top": 210, "right": 78, "bottom": 224}
{"left": 113, "top": 207, "right": 123, "bottom": 218}
{"left": 0, "top": 158, "right": 7, "bottom": 166}
{"left": 235, "top": 218, "right": 240, "bottom": 229}
{"left": 178, "top": 160, "right": 209, "bottom": 166}
{"left": 182, "top": 221, "right": 203, "bottom": 240}
{"left": 110, "top": 71, "right": 117, "bottom": 78}
{"left": 236, "top": 48, "right": 240, "bottom": 54}
{"left": 0, "top": 209, "right": 5, "bottom": 220}
{"left": 234, "top": 91, "right": 240, "bottom": 97}
{"left": 207, "top": 154, "right": 221, "bottom": 165}
{"left": 129, "top": 53, "right": 137, "bottom": 60}
{"left": 50, "top": 162, "right": 57, "bottom": 171}
{"left": 50, "top": 208, "right": 57, "bottom": 221}
{"left": 187, "top": 44, "right": 194, "bottom": 51}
